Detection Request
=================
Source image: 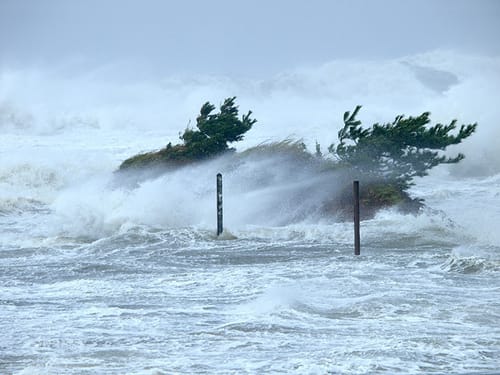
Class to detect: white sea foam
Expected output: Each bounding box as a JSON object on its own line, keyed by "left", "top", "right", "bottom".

{"left": 2, "top": 52, "right": 500, "bottom": 373}
{"left": 1, "top": 51, "right": 499, "bottom": 250}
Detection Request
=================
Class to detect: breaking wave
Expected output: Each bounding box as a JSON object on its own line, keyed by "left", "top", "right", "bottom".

{"left": 1, "top": 50, "right": 499, "bottom": 248}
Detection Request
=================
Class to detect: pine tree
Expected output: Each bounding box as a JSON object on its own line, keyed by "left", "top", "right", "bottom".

{"left": 119, "top": 97, "right": 256, "bottom": 170}
{"left": 180, "top": 97, "right": 257, "bottom": 159}
{"left": 329, "top": 106, "right": 477, "bottom": 189}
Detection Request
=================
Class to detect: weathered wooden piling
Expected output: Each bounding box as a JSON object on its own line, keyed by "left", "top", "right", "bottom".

{"left": 353, "top": 180, "right": 360, "bottom": 255}
{"left": 216, "top": 173, "right": 223, "bottom": 236}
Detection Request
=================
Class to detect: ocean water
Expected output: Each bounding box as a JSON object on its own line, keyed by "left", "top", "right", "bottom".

{"left": 1, "top": 51, "right": 500, "bottom": 374}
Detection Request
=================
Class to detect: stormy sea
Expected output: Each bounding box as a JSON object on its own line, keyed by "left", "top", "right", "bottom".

{"left": 1, "top": 51, "right": 499, "bottom": 374}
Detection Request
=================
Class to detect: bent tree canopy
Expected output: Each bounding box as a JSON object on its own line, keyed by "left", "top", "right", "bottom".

{"left": 180, "top": 97, "right": 257, "bottom": 159}
{"left": 328, "top": 106, "right": 477, "bottom": 188}
{"left": 119, "top": 97, "right": 256, "bottom": 169}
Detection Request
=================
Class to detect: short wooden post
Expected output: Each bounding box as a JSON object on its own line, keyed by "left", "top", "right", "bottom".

{"left": 353, "top": 180, "right": 360, "bottom": 255}
{"left": 216, "top": 173, "right": 223, "bottom": 236}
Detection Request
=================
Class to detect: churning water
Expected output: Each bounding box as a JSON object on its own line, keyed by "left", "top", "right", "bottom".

{"left": 1, "top": 51, "right": 500, "bottom": 374}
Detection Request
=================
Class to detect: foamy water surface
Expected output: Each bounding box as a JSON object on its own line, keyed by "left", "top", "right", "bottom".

{"left": 1, "top": 51, "right": 500, "bottom": 374}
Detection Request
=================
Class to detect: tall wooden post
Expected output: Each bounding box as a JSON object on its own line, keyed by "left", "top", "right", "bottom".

{"left": 353, "top": 180, "right": 360, "bottom": 255}
{"left": 217, "top": 173, "right": 223, "bottom": 236}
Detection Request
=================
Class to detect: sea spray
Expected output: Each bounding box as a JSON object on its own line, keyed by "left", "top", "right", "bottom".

{"left": 2, "top": 51, "right": 498, "bottom": 158}
{"left": 47, "top": 144, "right": 342, "bottom": 239}
{"left": 0, "top": 51, "right": 499, "bottom": 248}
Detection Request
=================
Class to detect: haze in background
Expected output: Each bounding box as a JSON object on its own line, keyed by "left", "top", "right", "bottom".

{"left": 1, "top": 0, "right": 500, "bottom": 178}
{"left": 1, "top": 0, "right": 499, "bottom": 77}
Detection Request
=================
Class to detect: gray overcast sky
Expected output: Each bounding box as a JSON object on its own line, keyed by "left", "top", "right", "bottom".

{"left": 1, "top": 0, "right": 499, "bottom": 77}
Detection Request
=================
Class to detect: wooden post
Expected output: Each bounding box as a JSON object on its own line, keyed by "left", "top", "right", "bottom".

{"left": 217, "top": 173, "right": 223, "bottom": 236}
{"left": 353, "top": 180, "right": 360, "bottom": 255}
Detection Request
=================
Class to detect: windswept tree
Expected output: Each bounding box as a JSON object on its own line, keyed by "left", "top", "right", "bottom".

{"left": 180, "top": 97, "right": 257, "bottom": 159}
{"left": 329, "top": 106, "right": 477, "bottom": 189}
{"left": 119, "top": 97, "right": 256, "bottom": 170}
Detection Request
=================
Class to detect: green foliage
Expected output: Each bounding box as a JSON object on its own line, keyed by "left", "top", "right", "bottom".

{"left": 239, "top": 139, "right": 311, "bottom": 160}
{"left": 179, "top": 97, "right": 257, "bottom": 159}
{"left": 329, "top": 105, "right": 477, "bottom": 188}
{"left": 362, "top": 183, "right": 405, "bottom": 206}
{"left": 119, "top": 99, "right": 477, "bottom": 217}
{"left": 119, "top": 97, "right": 256, "bottom": 170}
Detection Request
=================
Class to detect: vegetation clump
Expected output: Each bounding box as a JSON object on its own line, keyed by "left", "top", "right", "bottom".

{"left": 325, "top": 106, "right": 477, "bottom": 216}
{"left": 329, "top": 105, "right": 477, "bottom": 189}
{"left": 118, "top": 98, "right": 477, "bottom": 219}
{"left": 119, "top": 97, "right": 256, "bottom": 170}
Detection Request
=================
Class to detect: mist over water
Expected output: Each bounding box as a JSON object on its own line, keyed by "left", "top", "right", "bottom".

{"left": 1, "top": 50, "right": 500, "bottom": 374}
{"left": 2, "top": 50, "right": 500, "bottom": 231}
